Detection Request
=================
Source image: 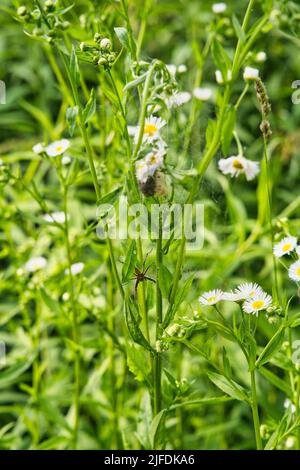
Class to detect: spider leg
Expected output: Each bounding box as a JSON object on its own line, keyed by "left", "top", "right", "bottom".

{"left": 145, "top": 276, "right": 156, "bottom": 283}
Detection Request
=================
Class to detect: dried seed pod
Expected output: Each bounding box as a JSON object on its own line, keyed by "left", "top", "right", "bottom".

{"left": 138, "top": 171, "right": 167, "bottom": 197}
{"left": 139, "top": 175, "right": 156, "bottom": 197}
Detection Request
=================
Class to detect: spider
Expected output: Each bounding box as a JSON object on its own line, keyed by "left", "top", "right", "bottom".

{"left": 132, "top": 264, "right": 156, "bottom": 293}
{"left": 123, "top": 253, "right": 156, "bottom": 293}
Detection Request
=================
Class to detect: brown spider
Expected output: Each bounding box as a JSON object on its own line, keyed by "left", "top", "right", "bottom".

{"left": 132, "top": 264, "right": 156, "bottom": 293}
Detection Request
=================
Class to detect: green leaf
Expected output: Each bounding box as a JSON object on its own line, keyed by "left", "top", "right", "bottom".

{"left": 125, "top": 298, "right": 153, "bottom": 352}
{"left": 255, "top": 326, "right": 285, "bottom": 368}
{"left": 126, "top": 344, "right": 151, "bottom": 385}
{"left": 122, "top": 240, "right": 137, "bottom": 282}
{"left": 70, "top": 46, "right": 80, "bottom": 86}
{"left": 163, "top": 275, "right": 194, "bottom": 328}
{"left": 232, "top": 14, "right": 246, "bottom": 44}
{"left": 207, "top": 371, "right": 249, "bottom": 403}
{"left": 0, "top": 358, "right": 35, "bottom": 389}
{"left": 221, "top": 106, "right": 236, "bottom": 155}
{"left": 259, "top": 366, "right": 291, "bottom": 396}
{"left": 83, "top": 88, "right": 96, "bottom": 125}
{"left": 150, "top": 410, "right": 166, "bottom": 450}
{"left": 97, "top": 186, "right": 122, "bottom": 207}
{"left": 114, "top": 27, "right": 131, "bottom": 53}
{"left": 40, "top": 288, "right": 62, "bottom": 316}
{"left": 158, "top": 264, "right": 173, "bottom": 299}
{"left": 66, "top": 106, "right": 78, "bottom": 136}
{"left": 211, "top": 39, "right": 231, "bottom": 77}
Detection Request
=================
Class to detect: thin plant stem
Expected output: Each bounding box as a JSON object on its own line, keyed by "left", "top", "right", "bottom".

{"left": 63, "top": 186, "right": 80, "bottom": 449}
{"left": 154, "top": 210, "right": 163, "bottom": 415}
{"left": 250, "top": 369, "right": 262, "bottom": 450}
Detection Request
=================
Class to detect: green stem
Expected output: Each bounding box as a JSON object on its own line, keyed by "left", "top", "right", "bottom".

{"left": 250, "top": 369, "right": 262, "bottom": 450}
{"left": 63, "top": 187, "right": 80, "bottom": 449}
{"left": 154, "top": 210, "right": 163, "bottom": 415}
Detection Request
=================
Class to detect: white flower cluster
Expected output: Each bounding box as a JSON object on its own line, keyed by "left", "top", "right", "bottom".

{"left": 129, "top": 115, "right": 167, "bottom": 184}
{"left": 32, "top": 139, "right": 71, "bottom": 161}
{"left": 273, "top": 236, "right": 300, "bottom": 282}
{"left": 199, "top": 282, "right": 273, "bottom": 315}
{"left": 218, "top": 155, "right": 260, "bottom": 181}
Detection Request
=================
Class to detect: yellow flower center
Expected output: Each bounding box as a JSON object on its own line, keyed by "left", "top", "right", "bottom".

{"left": 149, "top": 155, "right": 157, "bottom": 164}
{"left": 56, "top": 145, "right": 63, "bottom": 153}
{"left": 207, "top": 296, "right": 216, "bottom": 303}
{"left": 232, "top": 159, "right": 244, "bottom": 170}
{"left": 144, "top": 123, "right": 157, "bottom": 136}
{"left": 296, "top": 268, "right": 300, "bottom": 276}
{"left": 249, "top": 291, "right": 256, "bottom": 297}
{"left": 252, "top": 300, "right": 264, "bottom": 310}
{"left": 282, "top": 243, "right": 291, "bottom": 252}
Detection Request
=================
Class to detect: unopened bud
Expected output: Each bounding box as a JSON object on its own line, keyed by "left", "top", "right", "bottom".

{"left": 100, "top": 38, "right": 112, "bottom": 50}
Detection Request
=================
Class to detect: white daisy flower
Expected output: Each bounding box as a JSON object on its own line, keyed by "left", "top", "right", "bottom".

{"left": 243, "top": 292, "right": 272, "bottom": 315}
{"left": 65, "top": 262, "right": 84, "bottom": 276}
{"left": 222, "top": 291, "right": 244, "bottom": 302}
{"left": 62, "top": 155, "right": 72, "bottom": 165}
{"left": 135, "top": 159, "right": 151, "bottom": 183}
{"left": 134, "top": 116, "right": 166, "bottom": 144}
{"left": 256, "top": 51, "right": 267, "bottom": 63}
{"left": 199, "top": 289, "right": 224, "bottom": 305}
{"left": 243, "top": 66, "right": 259, "bottom": 81}
{"left": 288, "top": 260, "right": 300, "bottom": 282}
{"left": 145, "top": 145, "right": 166, "bottom": 175}
{"left": 212, "top": 3, "right": 227, "bottom": 14}
{"left": 43, "top": 211, "right": 66, "bottom": 224}
{"left": 25, "top": 256, "right": 47, "bottom": 272}
{"left": 46, "top": 139, "right": 70, "bottom": 157}
{"left": 215, "top": 69, "right": 232, "bottom": 85}
{"left": 218, "top": 155, "right": 260, "bottom": 181}
{"left": 32, "top": 143, "right": 44, "bottom": 154}
{"left": 273, "top": 236, "right": 297, "bottom": 258}
{"left": 166, "top": 91, "right": 191, "bottom": 108}
{"left": 235, "top": 282, "right": 264, "bottom": 300}
{"left": 193, "top": 87, "right": 213, "bottom": 101}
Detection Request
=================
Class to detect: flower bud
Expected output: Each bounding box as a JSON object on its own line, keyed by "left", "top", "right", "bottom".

{"left": 100, "top": 38, "right": 112, "bottom": 50}
{"left": 98, "top": 57, "right": 108, "bottom": 66}
{"left": 17, "top": 6, "right": 27, "bottom": 17}
{"left": 94, "top": 33, "right": 102, "bottom": 43}
{"left": 45, "top": 0, "right": 56, "bottom": 12}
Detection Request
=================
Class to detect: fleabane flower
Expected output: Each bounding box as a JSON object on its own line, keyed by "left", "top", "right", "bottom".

{"left": 235, "top": 282, "right": 264, "bottom": 300}
{"left": 32, "top": 143, "right": 45, "bottom": 154}
{"left": 46, "top": 139, "right": 70, "bottom": 157}
{"left": 43, "top": 211, "right": 66, "bottom": 224}
{"left": 218, "top": 155, "right": 260, "bottom": 181}
{"left": 243, "top": 66, "right": 259, "bottom": 81}
{"left": 212, "top": 3, "right": 227, "bottom": 14}
{"left": 134, "top": 116, "right": 166, "bottom": 144}
{"left": 273, "top": 236, "right": 297, "bottom": 258}
{"left": 288, "top": 260, "right": 300, "bottom": 282}
{"left": 145, "top": 145, "right": 166, "bottom": 176}
{"left": 135, "top": 159, "right": 150, "bottom": 183}
{"left": 243, "top": 292, "right": 272, "bottom": 315}
{"left": 222, "top": 291, "right": 244, "bottom": 302}
{"left": 199, "top": 289, "right": 224, "bottom": 306}
{"left": 25, "top": 256, "right": 47, "bottom": 272}
{"left": 193, "top": 87, "right": 213, "bottom": 101}
{"left": 65, "top": 262, "right": 84, "bottom": 276}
